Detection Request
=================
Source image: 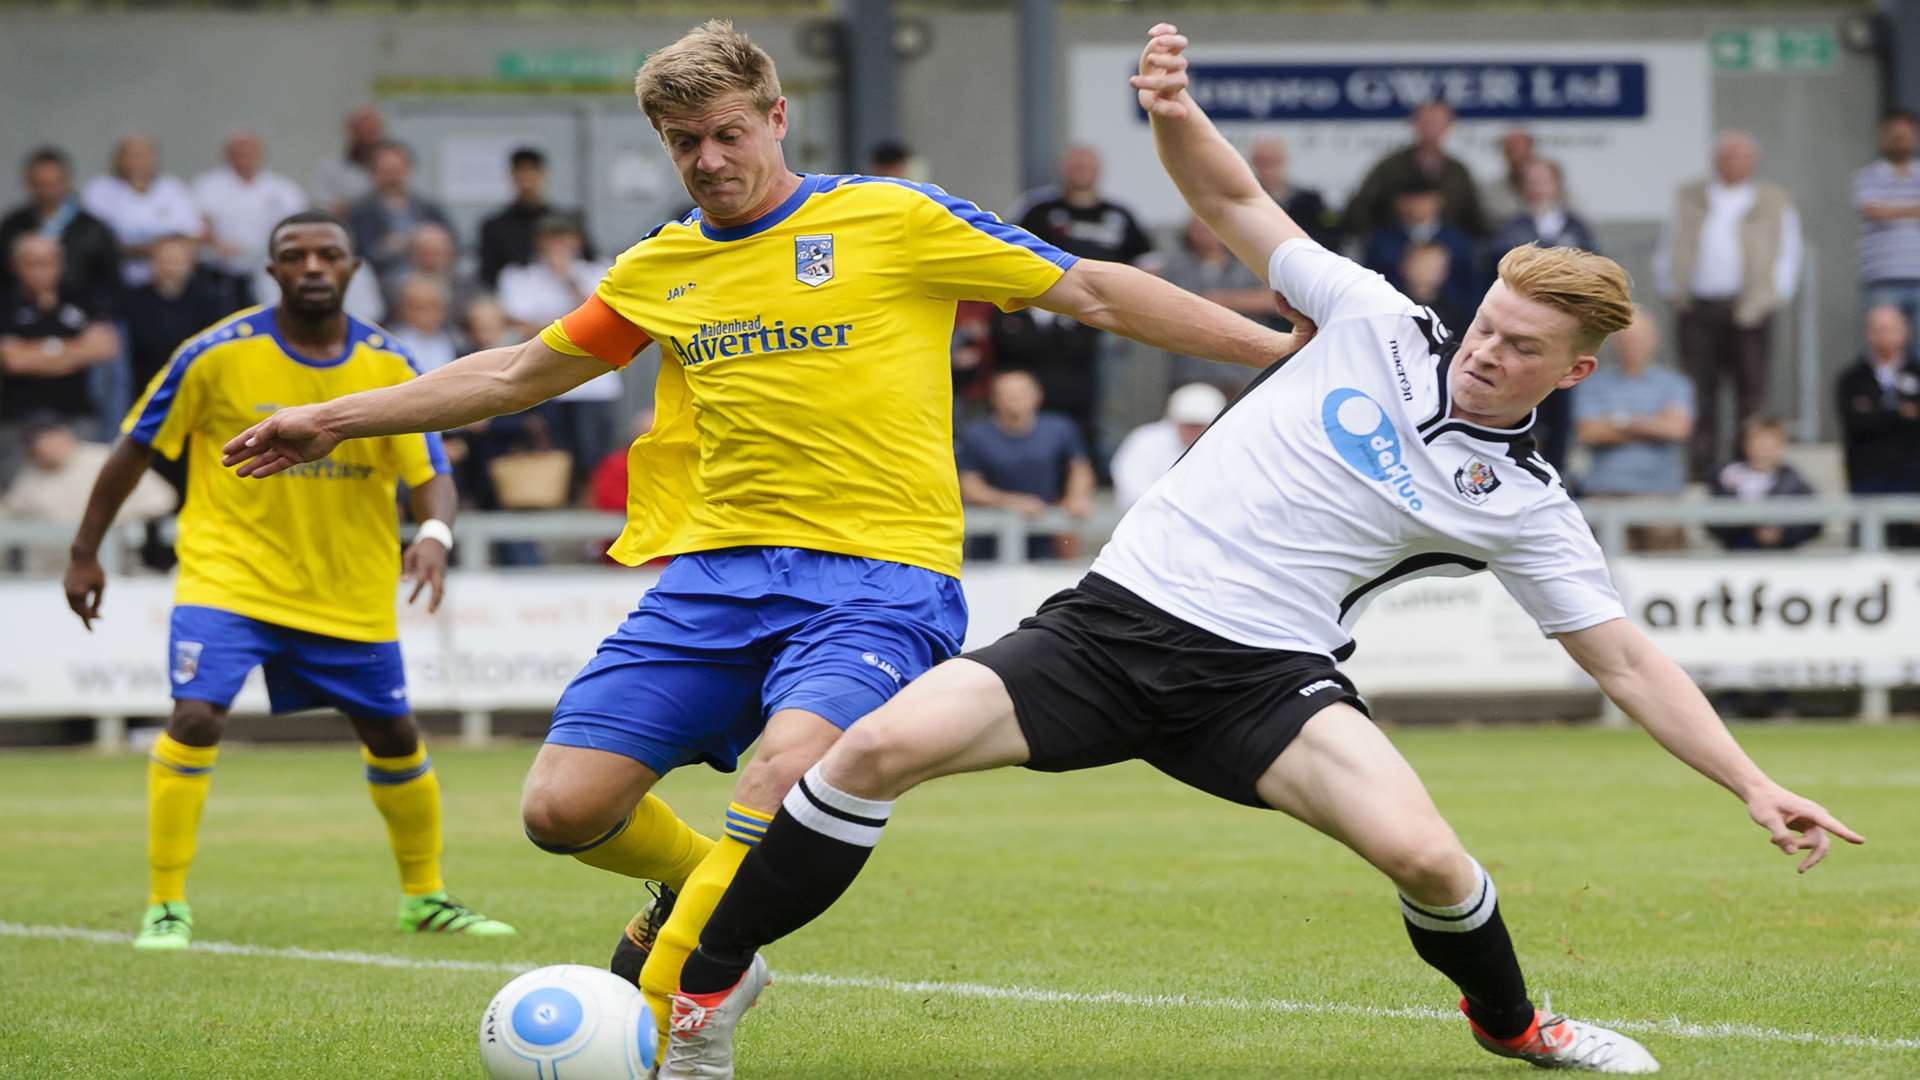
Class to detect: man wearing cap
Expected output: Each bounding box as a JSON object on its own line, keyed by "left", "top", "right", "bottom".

{"left": 1109, "top": 381, "right": 1227, "bottom": 506}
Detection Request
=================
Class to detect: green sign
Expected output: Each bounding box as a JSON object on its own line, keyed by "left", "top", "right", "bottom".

{"left": 1710, "top": 28, "right": 1836, "bottom": 73}
{"left": 497, "top": 48, "right": 648, "bottom": 83}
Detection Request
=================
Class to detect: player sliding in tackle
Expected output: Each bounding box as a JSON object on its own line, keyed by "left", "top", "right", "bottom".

{"left": 652, "top": 24, "right": 1867, "bottom": 1077}
{"left": 220, "top": 19, "right": 1312, "bottom": 1071}
{"left": 65, "top": 211, "right": 514, "bottom": 950}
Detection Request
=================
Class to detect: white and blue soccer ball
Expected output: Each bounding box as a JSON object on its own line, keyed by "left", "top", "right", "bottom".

{"left": 479, "top": 964, "right": 656, "bottom": 1079}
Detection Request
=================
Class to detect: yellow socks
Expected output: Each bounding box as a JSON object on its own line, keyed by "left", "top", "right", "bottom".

{"left": 554, "top": 794, "right": 715, "bottom": 890}
{"left": 363, "top": 744, "right": 444, "bottom": 897}
{"left": 639, "top": 803, "right": 772, "bottom": 1037}
{"left": 147, "top": 733, "right": 218, "bottom": 905}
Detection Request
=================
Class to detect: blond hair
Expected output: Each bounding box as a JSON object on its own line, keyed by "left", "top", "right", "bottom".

{"left": 634, "top": 20, "right": 782, "bottom": 125}
{"left": 1496, "top": 244, "right": 1635, "bottom": 353}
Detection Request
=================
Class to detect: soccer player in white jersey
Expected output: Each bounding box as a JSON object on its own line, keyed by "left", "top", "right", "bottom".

{"left": 655, "top": 24, "right": 1867, "bottom": 1076}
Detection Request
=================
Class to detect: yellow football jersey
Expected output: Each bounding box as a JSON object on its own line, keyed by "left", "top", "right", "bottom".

{"left": 123, "top": 306, "right": 448, "bottom": 642}
{"left": 541, "top": 173, "right": 1076, "bottom": 578}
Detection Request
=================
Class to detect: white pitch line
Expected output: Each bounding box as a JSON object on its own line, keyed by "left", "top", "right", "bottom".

{"left": 4, "top": 922, "right": 1915, "bottom": 1054}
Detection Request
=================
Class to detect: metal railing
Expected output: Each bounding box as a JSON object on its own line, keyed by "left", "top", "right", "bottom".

{"left": 5, "top": 495, "right": 1920, "bottom": 574}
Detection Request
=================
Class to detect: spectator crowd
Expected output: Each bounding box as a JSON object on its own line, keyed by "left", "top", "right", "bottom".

{"left": 4, "top": 100, "right": 1919, "bottom": 569}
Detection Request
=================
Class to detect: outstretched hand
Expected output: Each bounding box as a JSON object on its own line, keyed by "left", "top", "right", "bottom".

{"left": 1131, "top": 23, "right": 1192, "bottom": 119}
{"left": 222, "top": 404, "right": 341, "bottom": 478}
{"left": 1744, "top": 783, "right": 1864, "bottom": 873}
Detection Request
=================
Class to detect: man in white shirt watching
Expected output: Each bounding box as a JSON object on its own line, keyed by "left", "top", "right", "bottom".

{"left": 193, "top": 130, "right": 306, "bottom": 303}
{"left": 1109, "top": 380, "right": 1224, "bottom": 506}
{"left": 1652, "top": 131, "right": 1802, "bottom": 478}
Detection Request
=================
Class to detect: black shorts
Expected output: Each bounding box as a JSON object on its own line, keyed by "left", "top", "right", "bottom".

{"left": 965, "top": 573, "right": 1367, "bottom": 809}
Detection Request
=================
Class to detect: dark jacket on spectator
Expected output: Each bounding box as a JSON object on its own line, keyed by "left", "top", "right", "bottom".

{"left": 1836, "top": 355, "right": 1920, "bottom": 493}
{"left": 1707, "top": 461, "right": 1822, "bottom": 550}
{"left": 1363, "top": 222, "right": 1479, "bottom": 318}
{"left": 1487, "top": 210, "right": 1599, "bottom": 280}
{"left": 1346, "top": 146, "right": 1488, "bottom": 239}
{"left": 0, "top": 201, "right": 123, "bottom": 312}
{"left": 477, "top": 200, "right": 595, "bottom": 288}
{"left": 120, "top": 269, "right": 234, "bottom": 389}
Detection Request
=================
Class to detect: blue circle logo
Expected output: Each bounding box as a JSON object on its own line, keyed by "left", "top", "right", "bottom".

{"left": 511, "top": 987, "right": 584, "bottom": 1046}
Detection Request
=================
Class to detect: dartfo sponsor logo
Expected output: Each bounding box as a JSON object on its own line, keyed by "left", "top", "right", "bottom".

{"left": 1640, "top": 580, "right": 1894, "bottom": 630}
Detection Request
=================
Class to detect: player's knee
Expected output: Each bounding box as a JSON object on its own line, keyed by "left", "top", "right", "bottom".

{"left": 520, "top": 786, "right": 619, "bottom": 851}
{"left": 166, "top": 701, "right": 225, "bottom": 746}
{"left": 351, "top": 713, "right": 419, "bottom": 759}
{"left": 1377, "top": 831, "right": 1472, "bottom": 899}
{"left": 735, "top": 741, "right": 827, "bottom": 809}
{"left": 830, "top": 720, "right": 923, "bottom": 796}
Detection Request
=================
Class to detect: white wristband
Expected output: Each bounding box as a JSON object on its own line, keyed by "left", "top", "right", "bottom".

{"left": 415, "top": 518, "right": 454, "bottom": 553}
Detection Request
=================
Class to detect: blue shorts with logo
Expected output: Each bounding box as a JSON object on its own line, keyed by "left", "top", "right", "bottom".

{"left": 168, "top": 605, "right": 410, "bottom": 718}
{"left": 546, "top": 547, "right": 968, "bottom": 775}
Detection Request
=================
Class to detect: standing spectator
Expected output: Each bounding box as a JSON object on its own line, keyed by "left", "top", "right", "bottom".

{"left": 458, "top": 295, "right": 515, "bottom": 353}
{"left": 1012, "top": 145, "right": 1156, "bottom": 268}
{"left": 477, "top": 147, "right": 596, "bottom": 289}
{"left": 345, "top": 140, "right": 453, "bottom": 287}
{"left": 1249, "top": 137, "right": 1339, "bottom": 250}
{"left": 384, "top": 222, "right": 481, "bottom": 318}
{"left": 1836, "top": 305, "right": 1920, "bottom": 547}
{"left": 1159, "top": 215, "right": 1273, "bottom": 391}
{"left": 0, "top": 147, "right": 121, "bottom": 308}
{"left": 386, "top": 275, "right": 460, "bottom": 374}
{"left": 1346, "top": 100, "right": 1488, "bottom": 240}
{"left": 2, "top": 418, "right": 176, "bottom": 574}
{"left": 956, "top": 370, "right": 1095, "bottom": 560}
{"left": 1706, "top": 415, "right": 1821, "bottom": 551}
{"left": 310, "top": 104, "right": 385, "bottom": 215}
{"left": 1573, "top": 308, "right": 1695, "bottom": 550}
{"left": 1478, "top": 128, "right": 1536, "bottom": 226}
{"left": 0, "top": 235, "right": 121, "bottom": 482}
{"left": 120, "top": 234, "right": 230, "bottom": 391}
{"left": 1652, "top": 130, "right": 1803, "bottom": 477}
{"left": 79, "top": 132, "right": 202, "bottom": 288}
{"left": 192, "top": 129, "right": 305, "bottom": 306}
{"left": 1852, "top": 108, "right": 1920, "bottom": 341}
{"left": 1399, "top": 242, "right": 1473, "bottom": 339}
{"left": 1110, "top": 382, "right": 1225, "bottom": 507}
{"left": 1363, "top": 179, "right": 1476, "bottom": 314}
{"left": 498, "top": 215, "right": 621, "bottom": 483}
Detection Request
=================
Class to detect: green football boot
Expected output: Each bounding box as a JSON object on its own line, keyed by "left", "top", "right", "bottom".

{"left": 398, "top": 890, "right": 516, "bottom": 936}
{"left": 133, "top": 902, "right": 193, "bottom": 951}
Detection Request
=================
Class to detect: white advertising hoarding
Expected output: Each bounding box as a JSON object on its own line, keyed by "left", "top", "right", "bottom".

{"left": 1068, "top": 41, "right": 1713, "bottom": 225}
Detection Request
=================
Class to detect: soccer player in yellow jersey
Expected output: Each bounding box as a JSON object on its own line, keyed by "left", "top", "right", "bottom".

{"left": 64, "top": 211, "right": 513, "bottom": 951}
{"left": 222, "top": 20, "right": 1306, "bottom": 1063}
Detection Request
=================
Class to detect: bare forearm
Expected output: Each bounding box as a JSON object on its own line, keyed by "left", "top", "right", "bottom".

{"left": 70, "top": 438, "right": 156, "bottom": 559}
{"left": 324, "top": 344, "right": 555, "bottom": 439}
{"left": 408, "top": 473, "right": 458, "bottom": 526}
{"left": 1148, "top": 94, "right": 1306, "bottom": 271}
{"left": 1590, "top": 634, "right": 1771, "bottom": 798}
{"left": 1065, "top": 263, "right": 1291, "bottom": 369}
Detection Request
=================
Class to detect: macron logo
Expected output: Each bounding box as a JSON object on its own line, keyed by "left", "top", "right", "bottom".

{"left": 1298, "top": 679, "right": 1339, "bottom": 698}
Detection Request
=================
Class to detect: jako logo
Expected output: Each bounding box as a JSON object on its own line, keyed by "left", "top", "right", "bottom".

{"left": 1321, "top": 388, "right": 1423, "bottom": 512}
{"left": 862, "top": 651, "right": 903, "bottom": 684}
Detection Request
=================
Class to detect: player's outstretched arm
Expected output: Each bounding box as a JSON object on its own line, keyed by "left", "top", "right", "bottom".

{"left": 221, "top": 336, "right": 608, "bottom": 478}
{"left": 1131, "top": 23, "right": 1308, "bottom": 277}
{"left": 64, "top": 436, "right": 158, "bottom": 630}
{"left": 1557, "top": 618, "right": 1866, "bottom": 872}
{"left": 1031, "top": 259, "right": 1311, "bottom": 369}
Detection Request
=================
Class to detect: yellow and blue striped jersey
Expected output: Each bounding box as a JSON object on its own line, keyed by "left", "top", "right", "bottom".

{"left": 541, "top": 173, "right": 1077, "bottom": 578}
{"left": 123, "top": 306, "right": 449, "bottom": 642}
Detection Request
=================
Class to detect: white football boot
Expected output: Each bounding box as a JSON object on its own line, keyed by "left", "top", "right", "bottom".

{"left": 1464, "top": 997, "right": 1661, "bottom": 1073}
{"left": 657, "top": 954, "right": 771, "bottom": 1080}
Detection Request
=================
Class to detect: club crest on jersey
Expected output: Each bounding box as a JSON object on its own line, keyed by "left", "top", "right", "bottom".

{"left": 172, "top": 641, "right": 204, "bottom": 685}
{"left": 1453, "top": 455, "right": 1502, "bottom": 505}
{"left": 795, "top": 233, "right": 834, "bottom": 287}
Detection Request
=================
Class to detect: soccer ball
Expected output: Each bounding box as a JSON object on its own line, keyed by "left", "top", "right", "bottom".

{"left": 479, "top": 964, "right": 656, "bottom": 1079}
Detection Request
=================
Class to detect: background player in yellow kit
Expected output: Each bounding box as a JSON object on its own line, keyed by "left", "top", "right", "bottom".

{"left": 219, "top": 21, "right": 1307, "bottom": 1066}
{"left": 64, "top": 211, "right": 513, "bottom": 951}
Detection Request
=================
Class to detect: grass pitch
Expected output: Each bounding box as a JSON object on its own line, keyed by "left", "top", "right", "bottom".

{"left": 1, "top": 724, "right": 1916, "bottom": 1079}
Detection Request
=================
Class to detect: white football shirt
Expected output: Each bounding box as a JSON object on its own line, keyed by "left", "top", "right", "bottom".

{"left": 1091, "top": 239, "right": 1625, "bottom": 659}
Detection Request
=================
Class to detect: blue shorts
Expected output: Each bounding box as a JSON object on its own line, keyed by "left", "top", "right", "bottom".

{"left": 168, "top": 605, "right": 410, "bottom": 718}
{"left": 546, "top": 547, "right": 968, "bottom": 775}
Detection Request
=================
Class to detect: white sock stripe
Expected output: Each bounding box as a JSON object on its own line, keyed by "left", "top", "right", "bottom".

{"left": 1400, "top": 861, "right": 1497, "bottom": 933}
{"left": 798, "top": 763, "right": 895, "bottom": 821}
{"left": 784, "top": 794, "right": 887, "bottom": 847}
